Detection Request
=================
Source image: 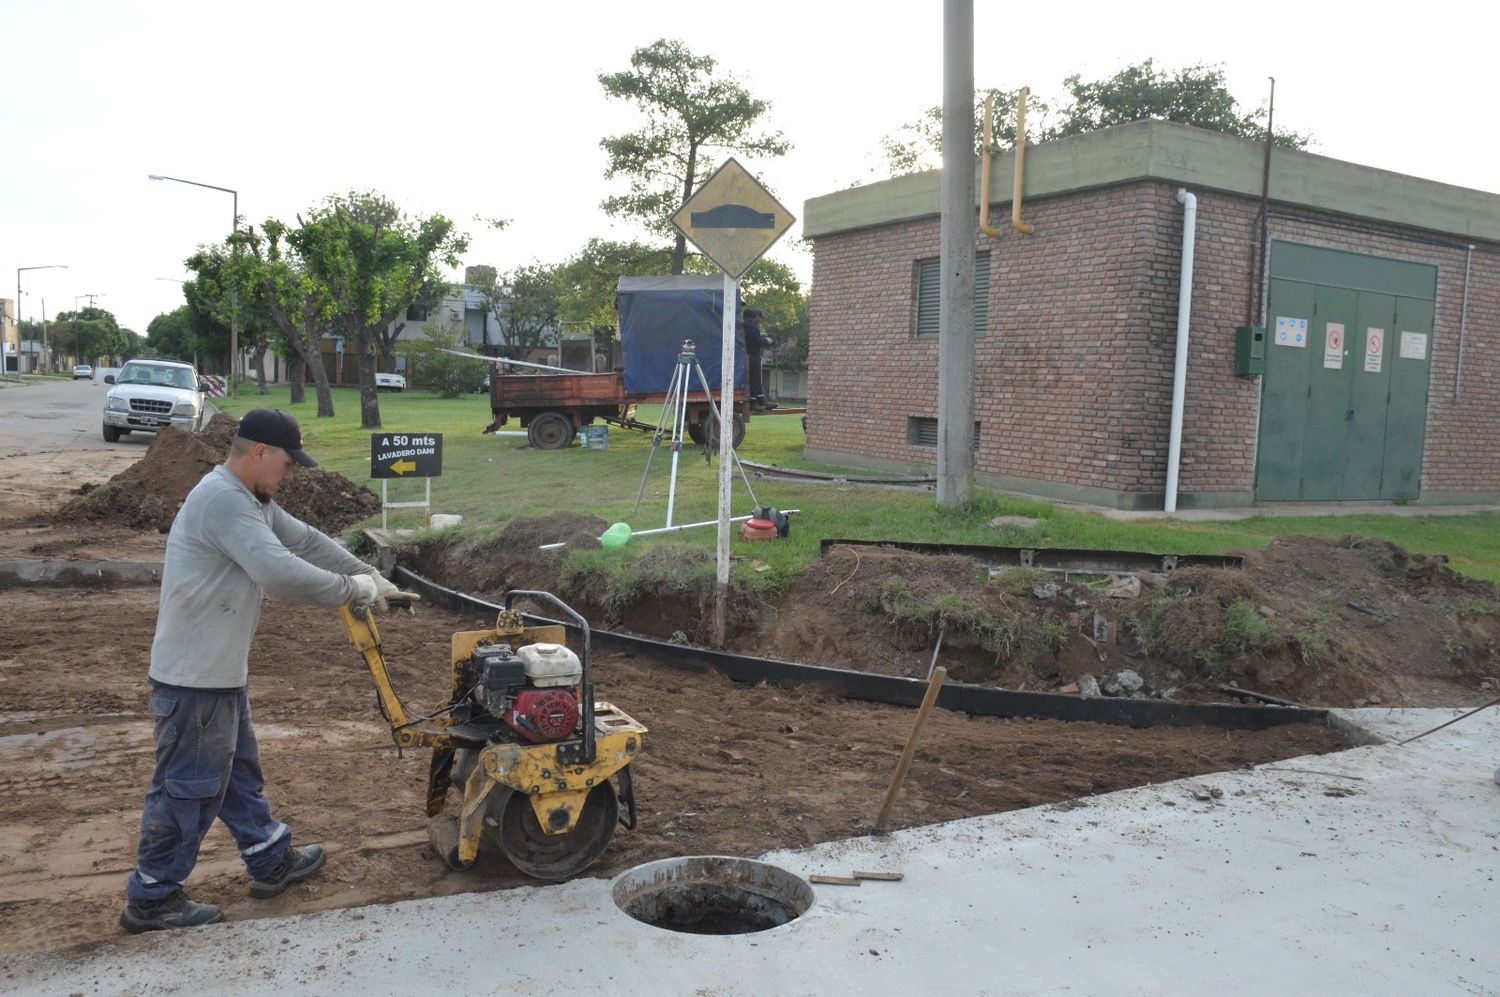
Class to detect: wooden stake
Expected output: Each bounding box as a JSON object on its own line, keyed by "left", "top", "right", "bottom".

{"left": 874, "top": 666, "right": 948, "bottom": 834}
{"left": 809, "top": 874, "right": 862, "bottom": 887}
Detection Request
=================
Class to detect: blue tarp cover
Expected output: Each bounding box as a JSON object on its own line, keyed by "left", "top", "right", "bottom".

{"left": 616, "top": 276, "right": 744, "bottom": 395}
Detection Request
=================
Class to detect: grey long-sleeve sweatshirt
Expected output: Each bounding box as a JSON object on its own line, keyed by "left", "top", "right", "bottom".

{"left": 149, "top": 464, "right": 374, "bottom": 688}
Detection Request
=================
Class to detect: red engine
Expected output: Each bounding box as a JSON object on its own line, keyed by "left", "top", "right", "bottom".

{"left": 504, "top": 687, "right": 580, "bottom": 743}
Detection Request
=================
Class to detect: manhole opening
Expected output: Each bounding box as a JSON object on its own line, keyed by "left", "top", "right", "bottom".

{"left": 611, "top": 856, "right": 814, "bottom": 936}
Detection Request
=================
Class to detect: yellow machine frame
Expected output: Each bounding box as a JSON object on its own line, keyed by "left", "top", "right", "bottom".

{"left": 340, "top": 601, "right": 646, "bottom": 867}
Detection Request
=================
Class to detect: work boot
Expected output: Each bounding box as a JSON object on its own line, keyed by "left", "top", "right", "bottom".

{"left": 120, "top": 891, "right": 224, "bottom": 933}
{"left": 249, "top": 844, "right": 326, "bottom": 899}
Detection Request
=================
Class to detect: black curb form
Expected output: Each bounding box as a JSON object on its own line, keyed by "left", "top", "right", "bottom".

{"left": 394, "top": 566, "right": 1326, "bottom": 733}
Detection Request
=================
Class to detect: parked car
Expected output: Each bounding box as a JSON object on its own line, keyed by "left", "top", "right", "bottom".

{"left": 375, "top": 372, "right": 406, "bottom": 392}
{"left": 72, "top": 364, "right": 93, "bottom": 380}
{"left": 101, "top": 358, "right": 207, "bottom": 442}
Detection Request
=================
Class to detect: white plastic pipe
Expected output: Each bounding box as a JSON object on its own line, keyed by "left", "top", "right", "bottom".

{"left": 537, "top": 510, "right": 800, "bottom": 551}
{"left": 1165, "top": 188, "right": 1197, "bottom": 513}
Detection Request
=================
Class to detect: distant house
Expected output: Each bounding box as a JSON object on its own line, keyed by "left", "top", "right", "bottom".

{"left": 387, "top": 285, "right": 505, "bottom": 358}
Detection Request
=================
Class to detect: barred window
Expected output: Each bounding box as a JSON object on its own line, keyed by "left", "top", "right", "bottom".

{"left": 906, "top": 416, "right": 980, "bottom": 449}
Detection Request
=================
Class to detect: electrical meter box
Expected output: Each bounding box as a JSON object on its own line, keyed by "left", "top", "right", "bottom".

{"left": 1235, "top": 325, "right": 1267, "bottom": 376}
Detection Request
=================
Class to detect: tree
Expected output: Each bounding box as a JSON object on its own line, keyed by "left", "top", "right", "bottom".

{"left": 553, "top": 238, "right": 675, "bottom": 355}
{"left": 53, "top": 307, "right": 127, "bottom": 367}
{"left": 234, "top": 221, "right": 338, "bottom": 416}
{"left": 470, "top": 263, "right": 563, "bottom": 357}
{"left": 880, "top": 88, "right": 1059, "bottom": 175}
{"left": 877, "top": 60, "right": 1309, "bottom": 177}
{"left": 1057, "top": 60, "right": 1308, "bottom": 147}
{"left": 145, "top": 306, "right": 200, "bottom": 362}
{"left": 180, "top": 248, "right": 235, "bottom": 376}
{"left": 739, "top": 258, "right": 809, "bottom": 371}
{"left": 185, "top": 243, "right": 280, "bottom": 394}
{"left": 400, "top": 322, "right": 485, "bottom": 398}
{"left": 599, "top": 38, "right": 790, "bottom": 274}
{"left": 283, "top": 191, "right": 468, "bottom": 428}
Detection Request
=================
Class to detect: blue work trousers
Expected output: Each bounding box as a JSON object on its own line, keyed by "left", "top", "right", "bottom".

{"left": 124, "top": 683, "right": 291, "bottom": 904}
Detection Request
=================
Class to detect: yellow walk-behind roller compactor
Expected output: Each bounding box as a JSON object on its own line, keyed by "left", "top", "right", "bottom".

{"left": 341, "top": 589, "right": 645, "bottom": 880}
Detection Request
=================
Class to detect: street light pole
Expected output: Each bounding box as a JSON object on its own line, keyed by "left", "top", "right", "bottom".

{"left": 148, "top": 174, "right": 239, "bottom": 398}
{"left": 17, "top": 264, "right": 67, "bottom": 374}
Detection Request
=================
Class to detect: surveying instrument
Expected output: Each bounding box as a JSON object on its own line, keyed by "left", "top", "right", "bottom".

{"left": 632, "top": 340, "right": 760, "bottom": 528}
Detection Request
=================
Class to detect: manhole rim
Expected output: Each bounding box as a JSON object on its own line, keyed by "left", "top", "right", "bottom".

{"left": 609, "top": 854, "right": 817, "bottom": 934}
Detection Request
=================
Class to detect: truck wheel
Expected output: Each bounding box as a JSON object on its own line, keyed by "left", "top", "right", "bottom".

{"left": 527, "top": 412, "right": 575, "bottom": 450}
{"left": 102, "top": 423, "right": 120, "bottom": 443}
{"left": 686, "top": 419, "right": 707, "bottom": 446}
{"left": 703, "top": 411, "right": 746, "bottom": 449}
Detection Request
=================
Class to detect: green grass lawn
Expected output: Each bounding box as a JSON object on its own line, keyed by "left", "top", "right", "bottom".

{"left": 212, "top": 386, "right": 1500, "bottom": 584}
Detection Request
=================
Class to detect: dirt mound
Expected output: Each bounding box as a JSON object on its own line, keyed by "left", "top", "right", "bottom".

{"left": 1150, "top": 535, "right": 1500, "bottom": 705}
{"left": 195, "top": 410, "right": 240, "bottom": 454}
{"left": 54, "top": 414, "right": 380, "bottom": 535}
{"left": 274, "top": 468, "right": 382, "bottom": 534}
{"left": 761, "top": 545, "right": 1038, "bottom": 684}
{"left": 407, "top": 532, "right": 1500, "bottom": 708}
{"left": 401, "top": 512, "right": 610, "bottom": 599}
{"left": 56, "top": 426, "right": 219, "bottom": 531}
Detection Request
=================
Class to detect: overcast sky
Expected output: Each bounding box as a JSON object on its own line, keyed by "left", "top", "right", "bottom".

{"left": 4, "top": 0, "right": 1493, "bottom": 336}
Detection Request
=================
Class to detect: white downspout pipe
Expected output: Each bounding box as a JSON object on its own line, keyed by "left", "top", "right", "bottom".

{"left": 1165, "top": 188, "right": 1197, "bottom": 513}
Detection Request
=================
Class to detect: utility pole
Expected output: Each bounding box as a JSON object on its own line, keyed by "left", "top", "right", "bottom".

{"left": 16, "top": 263, "right": 67, "bottom": 376}
{"left": 937, "top": 0, "right": 976, "bottom": 508}
{"left": 148, "top": 174, "right": 239, "bottom": 397}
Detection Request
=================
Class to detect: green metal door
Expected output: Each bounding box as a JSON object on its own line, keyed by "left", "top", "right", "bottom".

{"left": 1298, "top": 284, "right": 1358, "bottom": 500}
{"left": 1255, "top": 242, "right": 1435, "bottom": 502}
{"left": 1256, "top": 279, "right": 1314, "bottom": 500}
{"left": 1382, "top": 295, "right": 1434, "bottom": 500}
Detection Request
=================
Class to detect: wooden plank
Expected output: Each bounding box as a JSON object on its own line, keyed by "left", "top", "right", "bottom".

{"left": 852, "top": 871, "right": 904, "bottom": 882}
{"left": 809, "top": 875, "right": 861, "bottom": 887}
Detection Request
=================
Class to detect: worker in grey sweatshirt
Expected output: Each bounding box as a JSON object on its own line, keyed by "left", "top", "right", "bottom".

{"left": 122, "top": 409, "right": 412, "bottom": 933}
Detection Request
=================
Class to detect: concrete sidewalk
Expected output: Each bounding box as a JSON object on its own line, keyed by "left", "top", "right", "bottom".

{"left": 5, "top": 708, "right": 1497, "bottom": 996}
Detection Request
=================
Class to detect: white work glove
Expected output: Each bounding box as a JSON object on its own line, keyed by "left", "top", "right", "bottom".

{"left": 349, "top": 573, "right": 380, "bottom": 608}
{"left": 366, "top": 572, "right": 422, "bottom": 613}
{"left": 373, "top": 574, "right": 404, "bottom": 601}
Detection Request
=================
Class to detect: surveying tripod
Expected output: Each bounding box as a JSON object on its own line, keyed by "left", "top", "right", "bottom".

{"left": 631, "top": 340, "right": 760, "bottom": 527}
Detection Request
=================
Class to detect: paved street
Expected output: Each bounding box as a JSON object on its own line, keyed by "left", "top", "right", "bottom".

{"left": 0, "top": 376, "right": 152, "bottom": 455}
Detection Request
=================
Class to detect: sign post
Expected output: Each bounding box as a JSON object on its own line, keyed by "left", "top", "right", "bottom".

{"left": 370, "top": 432, "right": 443, "bottom": 530}
{"left": 670, "top": 158, "right": 794, "bottom": 645}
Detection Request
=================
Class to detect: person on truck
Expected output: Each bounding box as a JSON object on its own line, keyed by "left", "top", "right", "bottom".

{"left": 742, "top": 308, "right": 775, "bottom": 411}
{"left": 120, "top": 409, "right": 413, "bottom": 933}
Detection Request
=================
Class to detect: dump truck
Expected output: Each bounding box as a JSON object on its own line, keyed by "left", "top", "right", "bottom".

{"left": 485, "top": 276, "right": 750, "bottom": 450}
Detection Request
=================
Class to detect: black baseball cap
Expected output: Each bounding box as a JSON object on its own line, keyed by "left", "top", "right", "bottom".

{"left": 235, "top": 409, "right": 318, "bottom": 467}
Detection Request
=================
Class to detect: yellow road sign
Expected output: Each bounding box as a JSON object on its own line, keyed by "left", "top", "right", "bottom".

{"left": 671, "top": 158, "right": 794, "bottom": 279}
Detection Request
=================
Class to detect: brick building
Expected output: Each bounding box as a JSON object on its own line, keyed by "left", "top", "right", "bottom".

{"left": 802, "top": 120, "right": 1500, "bottom": 509}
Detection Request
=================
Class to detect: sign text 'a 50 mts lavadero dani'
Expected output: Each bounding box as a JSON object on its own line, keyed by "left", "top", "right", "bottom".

{"left": 370, "top": 433, "right": 443, "bottom": 479}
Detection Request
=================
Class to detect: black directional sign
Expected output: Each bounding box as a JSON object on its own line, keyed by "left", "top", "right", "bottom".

{"left": 671, "top": 158, "right": 795, "bottom": 280}
{"left": 371, "top": 433, "right": 443, "bottom": 479}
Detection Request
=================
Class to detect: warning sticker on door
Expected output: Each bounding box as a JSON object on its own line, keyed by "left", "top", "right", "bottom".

{"left": 1364, "top": 328, "right": 1385, "bottom": 373}
{"left": 1323, "top": 323, "right": 1345, "bottom": 370}
{"left": 1399, "top": 331, "right": 1428, "bottom": 360}
{"left": 1275, "top": 315, "right": 1308, "bottom": 348}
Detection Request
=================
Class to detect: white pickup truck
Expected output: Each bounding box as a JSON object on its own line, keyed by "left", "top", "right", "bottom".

{"left": 101, "top": 358, "right": 209, "bottom": 442}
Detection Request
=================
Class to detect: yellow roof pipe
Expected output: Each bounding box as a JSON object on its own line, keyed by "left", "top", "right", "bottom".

{"left": 980, "top": 88, "right": 1034, "bottom": 238}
